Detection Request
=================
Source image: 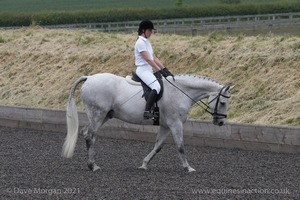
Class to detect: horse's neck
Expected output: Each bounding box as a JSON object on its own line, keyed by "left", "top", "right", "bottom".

{"left": 172, "top": 75, "right": 223, "bottom": 100}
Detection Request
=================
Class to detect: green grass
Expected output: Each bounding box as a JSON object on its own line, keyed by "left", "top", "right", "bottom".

{"left": 0, "top": 0, "right": 297, "bottom": 12}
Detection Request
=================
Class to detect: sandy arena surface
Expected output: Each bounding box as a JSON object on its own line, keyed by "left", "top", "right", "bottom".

{"left": 0, "top": 126, "right": 299, "bottom": 199}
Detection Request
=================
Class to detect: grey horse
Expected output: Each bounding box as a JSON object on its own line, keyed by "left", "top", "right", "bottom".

{"left": 62, "top": 73, "right": 234, "bottom": 172}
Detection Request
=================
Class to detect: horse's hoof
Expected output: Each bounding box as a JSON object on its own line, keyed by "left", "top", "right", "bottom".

{"left": 138, "top": 165, "right": 147, "bottom": 170}
{"left": 92, "top": 165, "right": 101, "bottom": 172}
{"left": 188, "top": 168, "right": 196, "bottom": 172}
{"left": 185, "top": 166, "right": 196, "bottom": 173}
{"left": 88, "top": 163, "right": 101, "bottom": 172}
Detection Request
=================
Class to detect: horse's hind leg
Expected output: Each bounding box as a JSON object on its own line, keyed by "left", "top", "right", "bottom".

{"left": 139, "top": 126, "right": 169, "bottom": 170}
{"left": 81, "top": 125, "right": 100, "bottom": 172}
{"left": 82, "top": 111, "right": 109, "bottom": 172}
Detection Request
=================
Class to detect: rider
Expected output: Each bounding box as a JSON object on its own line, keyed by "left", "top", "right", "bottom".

{"left": 135, "top": 20, "right": 174, "bottom": 120}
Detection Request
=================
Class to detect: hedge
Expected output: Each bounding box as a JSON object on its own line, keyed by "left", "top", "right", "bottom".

{"left": 0, "top": 2, "right": 300, "bottom": 27}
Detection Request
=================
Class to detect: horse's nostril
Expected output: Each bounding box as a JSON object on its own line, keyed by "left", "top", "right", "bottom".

{"left": 219, "top": 121, "right": 224, "bottom": 126}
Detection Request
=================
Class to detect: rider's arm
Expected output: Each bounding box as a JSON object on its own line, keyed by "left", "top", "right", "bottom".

{"left": 140, "top": 51, "right": 162, "bottom": 72}
{"left": 153, "top": 55, "right": 164, "bottom": 69}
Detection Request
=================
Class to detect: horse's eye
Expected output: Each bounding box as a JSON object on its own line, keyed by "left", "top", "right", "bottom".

{"left": 220, "top": 96, "right": 227, "bottom": 105}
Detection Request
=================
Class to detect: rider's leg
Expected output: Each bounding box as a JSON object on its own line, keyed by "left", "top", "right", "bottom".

{"left": 144, "top": 89, "right": 158, "bottom": 119}
{"left": 136, "top": 68, "right": 161, "bottom": 119}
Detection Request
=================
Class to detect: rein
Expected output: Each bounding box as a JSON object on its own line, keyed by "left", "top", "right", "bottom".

{"left": 164, "top": 77, "right": 230, "bottom": 118}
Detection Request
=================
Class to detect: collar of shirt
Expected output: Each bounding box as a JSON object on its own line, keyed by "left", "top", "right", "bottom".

{"left": 139, "top": 35, "right": 148, "bottom": 42}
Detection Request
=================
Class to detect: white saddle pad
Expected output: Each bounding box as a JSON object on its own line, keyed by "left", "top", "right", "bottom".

{"left": 125, "top": 75, "right": 141, "bottom": 86}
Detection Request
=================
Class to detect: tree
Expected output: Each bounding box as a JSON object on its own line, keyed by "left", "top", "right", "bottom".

{"left": 220, "top": 0, "right": 241, "bottom": 4}
{"left": 175, "top": 0, "right": 183, "bottom": 7}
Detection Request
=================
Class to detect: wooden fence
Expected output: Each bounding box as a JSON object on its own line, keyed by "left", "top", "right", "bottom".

{"left": 43, "top": 12, "right": 300, "bottom": 35}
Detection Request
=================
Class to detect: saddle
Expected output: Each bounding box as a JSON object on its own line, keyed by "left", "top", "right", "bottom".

{"left": 130, "top": 71, "right": 164, "bottom": 125}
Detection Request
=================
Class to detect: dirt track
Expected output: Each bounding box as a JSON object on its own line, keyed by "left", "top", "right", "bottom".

{"left": 0, "top": 126, "right": 299, "bottom": 199}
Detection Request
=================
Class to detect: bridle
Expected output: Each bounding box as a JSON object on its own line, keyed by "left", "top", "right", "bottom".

{"left": 206, "top": 86, "right": 231, "bottom": 119}
{"left": 165, "top": 78, "right": 230, "bottom": 119}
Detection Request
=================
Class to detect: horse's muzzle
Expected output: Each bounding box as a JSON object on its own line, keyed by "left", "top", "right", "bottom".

{"left": 213, "top": 117, "right": 225, "bottom": 126}
{"left": 218, "top": 121, "right": 224, "bottom": 126}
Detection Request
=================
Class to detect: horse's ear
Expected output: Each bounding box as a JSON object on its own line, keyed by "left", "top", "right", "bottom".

{"left": 225, "top": 85, "right": 235, "bottom": 92}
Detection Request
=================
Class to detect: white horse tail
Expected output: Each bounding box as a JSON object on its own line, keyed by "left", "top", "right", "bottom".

{"left": 62, "top": 76, "right": 88, "bottom": 158}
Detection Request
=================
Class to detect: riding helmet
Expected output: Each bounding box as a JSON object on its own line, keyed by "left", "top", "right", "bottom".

{"left": 138, "top": 20, "right": 156, "bottom": 35}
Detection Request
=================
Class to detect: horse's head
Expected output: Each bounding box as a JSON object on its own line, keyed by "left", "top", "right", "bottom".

{"left": 207, "top": 85, "right": 234, "bottom": 126}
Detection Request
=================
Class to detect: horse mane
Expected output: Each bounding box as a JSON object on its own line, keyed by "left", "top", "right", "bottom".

{"left": 173, "top": 74, "right": 223, "bottom": 89}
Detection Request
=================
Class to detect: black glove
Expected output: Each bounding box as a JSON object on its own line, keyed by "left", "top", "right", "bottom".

{"left": 163, "top": 67, "right": 174, "bottom": 77}
{"left": 161, "top": 67, "right": 175, "bottom": 81}
{"left": 159, "top": 68, "right": 169, "bottom": 78}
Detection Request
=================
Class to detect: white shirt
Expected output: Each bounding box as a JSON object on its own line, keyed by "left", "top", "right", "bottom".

{"left": 134, "top": 36, "right": 154, "bottom": 67}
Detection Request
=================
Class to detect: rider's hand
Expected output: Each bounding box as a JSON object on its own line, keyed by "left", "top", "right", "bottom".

{"left": 161, "top": 67, "right": 175, "bottom": 81}
{"left": 163, "top": 67, "right": 174, "bottom": 77}
{"left": 159, "top": 68, "right": 169, "bottom": 78}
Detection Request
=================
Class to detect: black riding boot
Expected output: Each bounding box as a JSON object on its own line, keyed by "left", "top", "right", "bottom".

{"left": 144, "top": 89, "right": 158, "bottom": 119}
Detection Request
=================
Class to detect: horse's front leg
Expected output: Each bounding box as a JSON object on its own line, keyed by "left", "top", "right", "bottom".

{"left": 139, "top": 126, "right": 170, "bottom": 170}
{"left": 170, "top": 121, "right": 195, "bottom": 172}
{"left": 82, "top": 125, "right": 101, "bottom": 172}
